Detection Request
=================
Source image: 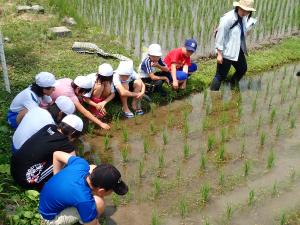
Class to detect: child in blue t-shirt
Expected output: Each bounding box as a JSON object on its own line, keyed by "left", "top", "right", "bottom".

{"left": 138, "top": 44, "right": 170, "bottom": 96}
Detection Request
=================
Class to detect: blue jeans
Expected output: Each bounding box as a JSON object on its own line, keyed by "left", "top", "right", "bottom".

{"left": 7, "top": 110, "right": 18, "bottom": 129}
{"left": 155, "top": 63, "right": 198, "bottom": 82}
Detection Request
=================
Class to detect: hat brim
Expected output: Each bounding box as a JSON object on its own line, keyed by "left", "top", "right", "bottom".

{"left": 233, "top": 2, "right": 256, "bottom": 11}
{"left": 185, "top": 46, "right": 196, "bottom": 52}
{"left": 113, "top": 180, "right": 128, "bottom": 195}
{"left": 148, "top": 53, "right": 162, "bottom": 57}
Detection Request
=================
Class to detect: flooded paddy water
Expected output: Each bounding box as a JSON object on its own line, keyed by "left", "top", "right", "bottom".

{"left": 82, "top": 63, "right": 300, "bottom": 225}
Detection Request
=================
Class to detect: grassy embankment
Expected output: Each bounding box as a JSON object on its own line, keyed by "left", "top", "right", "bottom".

{"left": 0, "top": 0, "right": 299, "bottom": 224}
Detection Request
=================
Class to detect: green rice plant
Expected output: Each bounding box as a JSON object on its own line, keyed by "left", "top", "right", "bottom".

{"left": 204, "top": 218, "right": 211, "bottom": 225}
{"left": 290, "top": 117, "right": 296, "bottom": 129}
{"left": 104, "top": 134, "right": 110, "bottom": 151}
{"left": 267, "top": 150, "right": 275, "bottom": 169}
{"left": 200, "top": 152, "right": 207, "bottom": 171}
{"left": 203, "top": 89, "right": 208, "bottom": 103}
{"left": 220, "top": 112, "right": 229, "bottom": 125}
{"left": 121, "top": 145, "right": 129, "bottom": 163}
{"left": 202, "top": 118, "right": 210, "bottom": 130}
{"left": 207, "top": 134, "right": 216, "bottom": 151}
{"left": 122, "top": 126, "right": 129, "bottom": 142}
{"left": 270, "top": 108, "right": 276, "bottom": 124}
{"left": 113, "top": 114, "right": 121, "bottom": 130}
{"left": 260, "top": 132, "right": 266, "bottom": 146}
{"left": 219, "top": 170, "right": 225, "bottom": 187}
{"left": 280, "top": 212, "right": 287, "bottom": 225}
{"left": 252, "top": 98, "right": 257, "bottom": 113}
{"left": 275, "top": 123, "right": 282, "bottom": 137}
{"left": 240, "top": 140, "right": 246, "bottom": 158}
{"left": 220, "top": 127, "right": 227, "bottom": 143}
{"left": 111, "top": 193, "right": 121, "bottom": 207}
{"left": 179, "top": 198, "right": 188, "bottom": 218}
{"left": 182, "top": 109, "right": 189, "bottom": 123}
{"left": 151, "top": 210, "right": 160, "bottom": 225}
{"left": 243, "top": 160, "right": 250, "bottom": 177}
{"left": 150, "top": 121, "right": 156, "bottom": 135}
{"left": 289, "top": 168, "right": 296, "bottom": 182}
{"left": 237, "top": 104, "right": 243, "bottom": 118}
{"left": 265, "top": 81, "right": 270, "bottom": 99}
{"left": 138, "top": 160, "right": 145, "bottom": 178}
{"left": 200, "top": 183, "right": 210, "bottom": 204}
{"left": 217, "top": 144, "right": 225, "bottom": 162}
{"left": 162, "top": 128, "right": 168, "bottom": 145}
{"left": 143, "top": 137, "right": 150, "bottom": 154}
{"left": 151, "top": 177, "right": 162, "bottom": 198}
{"left": 167, "top": 114, "right": 175, "bottom": 127}
{"left": 268, "top": 96, "right": 273, "bottom": 111}
{"left": 183, "top": 143, "right": 191, "bottom": 159}
{"left": 271, "top": 181, "right": 279, "bottom": 198}
{"left": 150, "top": 103, "right": 157, "bottom": 117}
{"left": 225, "top": 204, "right": 233, "bottom": 221}
{"left": 257, "top": 115, "right": 263, "bottom": 131}
{"left": 157, "top": 151, "right": 165, "bottom": 169}
{"left": 205, "top": 103, "right": 211, "bottom": 115}
{"left": 176, "top": 167, "right": 181, "bottom": 181}
{"left": 287, "top": 104, "right": 293, "bottom": 118}
{"left": 295, "top": 85, "right": 299, "bottom": 99}
{"left": 248, "top": 190, "right": 255, "bottom": 206}
{"left": 183, "top": 121, "right": 189, "bottom": 139}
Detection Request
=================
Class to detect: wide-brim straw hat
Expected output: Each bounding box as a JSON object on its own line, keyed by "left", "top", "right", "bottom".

{"left": 233, "top": 0, "right": 256, "bottom": 12}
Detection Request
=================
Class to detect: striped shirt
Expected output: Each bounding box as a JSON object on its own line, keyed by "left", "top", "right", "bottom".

{"left": 139, "top": 56, "right": 166, "bottom": 78}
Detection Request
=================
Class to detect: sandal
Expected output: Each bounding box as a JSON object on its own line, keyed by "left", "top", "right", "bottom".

{"left": 135, "top": 109, "right": 144, "bottom": 116}
{"left": 123, "top": 111, "right": 134, "bottom": 118}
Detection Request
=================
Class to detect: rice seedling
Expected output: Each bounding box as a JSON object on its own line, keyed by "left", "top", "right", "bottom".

{"left": 280, "top": 212, "right": 287, "bottom": 225}
{"left": 265, "top": 81, "right": 270, "bottom": 99}
{"left": 270, "top": 108, "right": 276, "bottom": 124}
{"left": 122, "top": 126, "right": 129, "bottom": 142}
{"left": 237, "top": 105, "right": 243, "bottom": 118}
{"left": 271, "top": 181, "right": 279, "bottom": 198}
{"left": 104, "top": 134, "right": 110, "bottom": 150}
{"left": 220, "top": 112, "right": 229, "bottom": 125}
{"left": 220, "top": 127, "right": 227, "bottom": 143}
{"left": 295, "top": 85, "right": 299, "bottom": 99}
{"left": 179, "top": 198, "right": 188, "bottom": 218}
{"left": 153, "top": 178, "right": 161, "bottom": 197}
{"left": 207, "top": 134, "right": 216, "bottom": 151}
{"left": 260, "top": 132, "right": 266, "bottom": 146}
{"left": 200, "top": 152, "right": 207, "bottom": 171}
{"left": 205, "top": 103, "right": 211, "bottom": 115}
{"left": 287, "top": 104, "right": 293, "bottom": 118}
{"left": 267, "top": 150, "right": 275, "bottom": 169}
{"left": 150, "top": 121, "right": 156, "bottom": 135}
{"left": 113, "top": 114, "right": 121, "bottom": 130}
{"left": 243, "top": 160, "right": 250, "bottom": 177}
{"left": 121, "top": 145, "right": 129, "bottom": 163}
{"left": 203, "top": 89, "right": 208, "bottom": 103}
{"left": 256, "top": 114, "right": 263, "bottom": 131}
{"left": 167, "top": 114, "right": 175, "bottom": 127}
{"left": 111, "top": 193, "right": 121, "bottom": 207}
{"left": 138, "top": 160, "right": 145, "bottom": 178}
{"left": 143, "top": 137, "right": 150, "bottom": 154}
{"left": 183, "top": 143, "right": 191, "bottom": 159}
{"left": 176, "top": 167, "right": 181, "bottom": 181}
{"left": 248, "top": 190, "right": 255, "bottom": 206}
{"left": 202, "top": 118, "right": 210, "bottom": 130}
{"left": 219, "top": 170, "right": 225, "bottom": 187}
{"left": 240, "top": 140, "right": 246, "bottom": 158}
{"left": 276, "top": 123, "right": 282, "bottom": 137}
{"left": 290, "top": 117, "right": 296, "bottom": 128}
{"left": 289, "top": 168, "right": 296, "bottom": 182}
{"left": 150, "top": 103, "right": 157, "bottom": 117}
{"left": 162, "top": 128, "right": 168, "bottom": 145}
{"left": 200, "top": 183, "right": 211, "bottom": 204}
{"left": 252, "top": 98, "right": 257, "bottom": 113}
{"left": 183, "top": 121, "right": 189, "bottom": 139}
{"left": 217, "top": 144, "right": 226, "bottom": 162}
{"left": 204, "top": 218, "right": 211, "bottom": 225}
{"left": 225, "top": 204, "right": 233, "bottom": 221}
{"left": 268, "top": 96, "right": 273, "bottom": 111}
{"left": 151, "top": 210, "right": 160, "bottom": 225}
{"left": 158, "top": 151, "right": 165, "bottom": 169}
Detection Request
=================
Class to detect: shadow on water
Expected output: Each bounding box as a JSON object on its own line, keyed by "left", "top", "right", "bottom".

{"left": 81, "top": 63, "right": 300, "bottom": 225}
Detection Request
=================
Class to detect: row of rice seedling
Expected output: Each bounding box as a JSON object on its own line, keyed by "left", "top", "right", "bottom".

{"left": 65, "top": 0, "right": 299, "bottom": 57}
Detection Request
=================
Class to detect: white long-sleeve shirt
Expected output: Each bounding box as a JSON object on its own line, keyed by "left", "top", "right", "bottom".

{"left": 215, "top": 10, "right": 249, "bottom": 61}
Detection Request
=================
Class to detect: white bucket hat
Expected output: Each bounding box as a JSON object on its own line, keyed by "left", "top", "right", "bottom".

{"left": 55, "top": 96, "right": 76, "bottom": 115}
{"left": 98, "top": 63, "right": 114, "bottom": 77}
{"left": 62, "top": 114, "right": 83, "bottom": 132}
{"left": 148, "top": 44, "right": 162, "bottom": 57}
{"left": 74, "top": 76, "right": 93, "bottom": 89}
{"left": 233, "top": 0, "right": 256, "bottom": 12}
{"left": 35, "top": 72, "right": 57, "bottom": 87}
{"left": 115, "top": 60, "right": 134, "bottom": 76}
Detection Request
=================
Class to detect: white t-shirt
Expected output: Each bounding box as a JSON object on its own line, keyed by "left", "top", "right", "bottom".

{"left": 112, "top": 71, "right": 139, "bottom": 87}
{"left": 9, "top": 87, "right": 52, "bottom": 112}
{"left": 84, "top": 73, "right": 115, "bottom": 98}
{"left": 13, "top": 107, "right": 55, "bottom": 150}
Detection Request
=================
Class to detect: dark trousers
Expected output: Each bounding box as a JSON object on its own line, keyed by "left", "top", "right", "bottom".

{"left": 210, "top": 49, "right": 247, "bottom": 91}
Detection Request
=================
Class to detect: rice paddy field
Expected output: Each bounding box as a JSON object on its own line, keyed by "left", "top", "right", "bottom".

{"left": 57, "top": 0, "right": 299, "bottom": 57}
{"left": 81, "top": 63, "right": 300, "bottom": 225}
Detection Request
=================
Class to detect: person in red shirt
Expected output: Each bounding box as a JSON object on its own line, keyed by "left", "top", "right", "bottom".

{"left": 162, "top": 39, "right": 198, "bottom": 90}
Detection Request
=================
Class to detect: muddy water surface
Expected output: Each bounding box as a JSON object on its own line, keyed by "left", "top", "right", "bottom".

{"left": 83, "top": 63, "right": 300, "bottom": 225}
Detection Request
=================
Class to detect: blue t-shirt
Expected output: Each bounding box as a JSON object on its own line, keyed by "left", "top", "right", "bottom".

{"left": 139, "top": 57, "right": 166, "bottom": 78}
{"left": 39, "top": 156, "right": 97, "bottom": 223}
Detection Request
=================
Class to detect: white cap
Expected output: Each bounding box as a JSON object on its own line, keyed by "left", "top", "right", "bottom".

{"left": 62, "top": 114, "right": 83, "bottom": 132}
{"left": 74, "top": 76, "right": 93, "bottom": 89}
{"left": 55, "top": 96, "right": 76, "bottom": 115}
{"left": 115, "top": 60, "right": 134, "bottom": 76}
{"left": 148, "top": 44, "right": 162, "bottom": 57}
{"left": 98, "top": 63, "right": 114, "bottom": 77}
{"left": 35, "top": 72, "right": 57, "bottom": 87}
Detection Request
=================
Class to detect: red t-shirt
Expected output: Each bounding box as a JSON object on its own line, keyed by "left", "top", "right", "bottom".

{"left": 163, "top": 48, "right": 191, "bottom": 70}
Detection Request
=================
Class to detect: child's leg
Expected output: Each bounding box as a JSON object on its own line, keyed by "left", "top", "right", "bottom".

{"left": 120, "top": 83, "right": 131, "bottom": 113}
{"left": 131, "top": 80, "right": 143, "bottom": 110}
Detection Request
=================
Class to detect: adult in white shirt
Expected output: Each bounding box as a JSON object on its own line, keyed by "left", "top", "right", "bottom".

{"left": 7, "top": 72, "right": 57, "bottom": 129}
{"left": 12, "top": 96, "right": 75, "bottom": 152}
{"left": 210, "top": 0, "right": 256, "bottom": 91}
{"left": 113, "top": 60, "right": 145, "bottom": 118}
